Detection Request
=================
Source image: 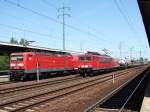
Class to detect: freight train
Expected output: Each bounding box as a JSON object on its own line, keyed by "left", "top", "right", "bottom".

{"left": 9, "top": 51, "right": 120, "bottom": 80}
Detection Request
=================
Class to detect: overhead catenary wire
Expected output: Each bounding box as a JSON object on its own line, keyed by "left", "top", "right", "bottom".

{"left": 0, "top": 23, "right": 60, "bottom": 40}
{"left": 0, "top": 10, "right": 55, "bottom": 31}
{"left": 113, "top": 0, "right": 142, "bottom": 44}
{"left": 3, "top": 0, "right": 60, "bottom": 23}
{"left": 119, "top": 0, "right": 134, "bottom": 31}
{"left": 5, "top": 0, "right": 146, "bottom": 56}
{"left": 3, "top": 0, "right": 117, "bottom": 46}
{"left": 0, "top": 23, "right": 54, "bottom": 38}
{"left": 41, "top": 0, "right": 119, "bottom": 46}
{"left": 2, "top": 0, "right": 88, "bottom": 36}
{"left": 41, "top": 0, "right": 58, "bottom": 10}
{"left": 0, "top": 22, "right": 111, "bottom": 46}
{"left": 113, "top": 0, "right": 134, "bottom": 32}
{"left": 0, "top": 0, "right": 148, "bottom": 57}
{"left": 120, "top": 0, "right": 142, "bottom": 41}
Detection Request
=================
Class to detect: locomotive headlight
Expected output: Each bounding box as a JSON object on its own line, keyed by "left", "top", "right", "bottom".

{"left": 84, "top": 65, "right": 89, "bottom": 68}
{"left": 88, "top": 65, "right": 92, "bottom": 67}
{"left": 81, "top": 65, "right": 89, "bottom": 68}
{"left": 10, "top": 64, "right": 16, "bottom": 66}
{"left": 81, "top": 65, "right": 84, "bottom": 68}
{"left": 18, "top": 63, "right": 24, "bottom": 66}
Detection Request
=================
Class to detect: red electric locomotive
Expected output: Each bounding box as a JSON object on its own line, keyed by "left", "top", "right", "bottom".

{"left": 10, "top": 51, "right": 74, "bottom": 80}
{"left": 74, "top": 52, "right": 119, "bottom": 76}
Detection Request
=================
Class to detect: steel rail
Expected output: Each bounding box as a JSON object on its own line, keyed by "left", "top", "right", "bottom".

{"left": 84, "top": 67, "right": 146, "bottom": 112}
{"left": 0, "top": 68, "right": 137, "bottom": 112}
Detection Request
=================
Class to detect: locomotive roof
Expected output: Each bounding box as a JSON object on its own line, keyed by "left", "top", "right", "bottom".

{"left": 35, "top": 51, "right": 72, "bottom": 56}
{"left": 11, "top": 51, "right": 72, "bottom": 56}
{"left": 79, "top": 53, "right": 112, "bottom": 57}
{"left": 86, "top": 51, "right": 110, "bottom": 56}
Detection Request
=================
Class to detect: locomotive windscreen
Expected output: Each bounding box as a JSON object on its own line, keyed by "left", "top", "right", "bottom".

{"left": 79, "top": 56, "right": 91, "bottom": 61}
{"left": 10, "top": 55, "right": 23, "bottom": 61}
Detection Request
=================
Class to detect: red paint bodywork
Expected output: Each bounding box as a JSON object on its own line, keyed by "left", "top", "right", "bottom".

{"left": 10, "top": 52, "right": 74, "bottom": 73}
{"left": 72, "top": 53, "right": 119, "bottom": 70}
{"left": 10, "top": 52, "right": 119, "bottom": 74}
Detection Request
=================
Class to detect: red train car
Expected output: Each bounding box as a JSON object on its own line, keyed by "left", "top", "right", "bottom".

{"left": 73, "top": 52, "right": 119, "bottom": 76}
{"left": 10, "top": 51, "right": 74, "bottom": 80}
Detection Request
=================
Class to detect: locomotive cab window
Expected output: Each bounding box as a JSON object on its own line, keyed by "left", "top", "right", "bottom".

{"left": 79, "top": 57, "right": 85, "bottom": 61}
{"left": 11, "top": 55, "right": 23, "bottom": 61}
{"left": 79, "top": 56, "right": 91, "bottom": 61}
{"left": 100, "top": 58, "right": 112, "bottom": 62}
{"left": 86, "top": 57, "right": 91, "bottom": 60}
{"left": 28, "top": 55, "right": 33, "bottom": 61}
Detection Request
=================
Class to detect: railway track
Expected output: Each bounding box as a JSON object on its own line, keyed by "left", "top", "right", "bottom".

{"left": 0, "top": 65, "right": 141, "bottom": 90}
{"left": 0, "top": 66, "right": 145, "bottom": 112}
{"left": 0, "top": 75, "right": 82, "bottom": 95}
{"left": 0, "top": 70, "right": 9, "bottom": 76}
{"left": 0, "top": 66, "right": 138, "bottom": 94}
{"left": 0, "top": 82, "right": 13, "bottom": 85}
{"left": 0, "top": 67, "right": 137, "bottom": 99}
{"left": 84, "top": 67, "right": 149, "bottom": 112}
{"left": 0, "top": 69, "right": 131, "bottom": 101}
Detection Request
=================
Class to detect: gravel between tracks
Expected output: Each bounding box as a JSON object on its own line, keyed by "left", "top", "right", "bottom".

{"left": 0, "top": 68, "right": 135, "bottom": 102}
{"left": 24, "top": 67, "right": 147, "bottom": 112}
{"left": 0, "top": 67, "right": 139, "bottom": 90}
{"left": 0, "top": 66, "right": 146, "bottom": 112}
{"left": 0, "top": 75, "right": 79, "bottom": 90}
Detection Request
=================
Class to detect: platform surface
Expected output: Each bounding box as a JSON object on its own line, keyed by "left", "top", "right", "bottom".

{"left": 0, "top": 75, "right": 9, "bottom": 82}
{"left": 140, "top": 77, "right": 150, "bottom": 112}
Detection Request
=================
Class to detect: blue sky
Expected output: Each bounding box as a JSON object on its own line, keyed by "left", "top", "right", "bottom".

{"left": 0, "top": 0, "right": 149, "bottom": 59}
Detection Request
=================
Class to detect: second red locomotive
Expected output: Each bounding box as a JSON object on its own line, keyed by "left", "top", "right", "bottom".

{"left": 72, "top": 52, "right": 119, "bottom": 76}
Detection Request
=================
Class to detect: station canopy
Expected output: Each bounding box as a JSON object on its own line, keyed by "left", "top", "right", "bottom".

{"left": 138, "top": 0, "right": 150, "bottom": 46}
{"left": 0, "top": 41, "right": 82, "bottom": 55}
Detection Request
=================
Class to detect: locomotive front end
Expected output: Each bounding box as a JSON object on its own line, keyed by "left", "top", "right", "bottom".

{"left": 10, "top": 53, "right": 25, "bottom": 80}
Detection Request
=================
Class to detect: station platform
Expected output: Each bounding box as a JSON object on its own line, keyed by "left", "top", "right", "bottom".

{"left": 0, "top": 75, "right": 9, "bottom": 82}
{"left": 140, "top": 77, "right": 150, "bottom": 112}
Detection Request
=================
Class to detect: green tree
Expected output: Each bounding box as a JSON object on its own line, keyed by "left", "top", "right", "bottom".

{"left": 19, "top": 38, "right": 27, "bottom": 45}
{"left": 140, "top": 57, "right": 144, "bottom": 61}
{"left": 10, "top": 37, "right": 18, "bottom": 44}
{"left": 0, "top": 54, "right": 9, "bottom": 70}
{"left": 19, "top": 38, "right": 31, "bottom": 46}
{"left": 10, "top": 37, "right": 31, "bottom": 46}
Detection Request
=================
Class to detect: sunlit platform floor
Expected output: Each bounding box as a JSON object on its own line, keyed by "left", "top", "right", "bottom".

{"left": 141, "top": 77, "right": 150, "bottom": 112}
